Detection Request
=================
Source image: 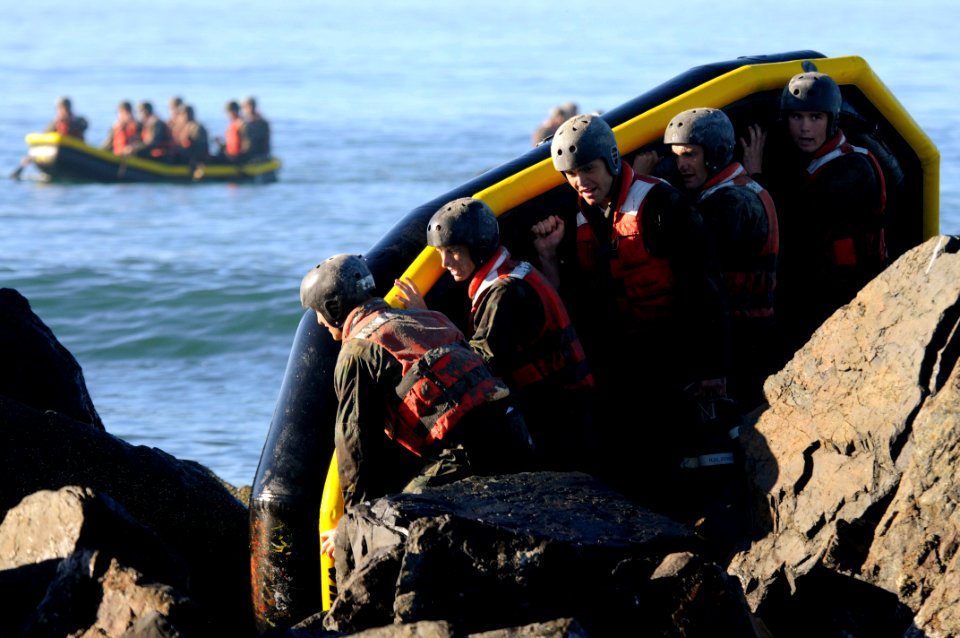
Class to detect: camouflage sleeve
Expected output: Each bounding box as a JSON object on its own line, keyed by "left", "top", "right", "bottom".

{"left": 333, "top": 340, "right": 408, "bottom": 508}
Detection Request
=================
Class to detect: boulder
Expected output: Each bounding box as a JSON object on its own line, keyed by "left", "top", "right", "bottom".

{"left": 727, "top": 235, "right": 960, "bottom": 637}
{"left": 0, "top": 486, "right": 206, "bottom": 637}
{"left": 0, "top": 395, "right": 252, "bottom": 636}
{"left": 0, "top": 288, "right": 103, "bottom": 429}
{"left": 323, "top": 471, "right": 760, "bottom": 637}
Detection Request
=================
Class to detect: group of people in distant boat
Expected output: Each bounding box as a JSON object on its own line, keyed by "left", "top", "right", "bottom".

{"left": 46, "top": 95, "right": 272, "bottom": 166}
{"left": 303, "top": 68, "right": 890, "bottom": 563}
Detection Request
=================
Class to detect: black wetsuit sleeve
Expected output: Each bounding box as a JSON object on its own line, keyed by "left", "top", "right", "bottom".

{"left": 645, "top": 183, "right": 729, "bottom": 382}
{"left": 468, "top": 278, "right": 546, "bottom": 378}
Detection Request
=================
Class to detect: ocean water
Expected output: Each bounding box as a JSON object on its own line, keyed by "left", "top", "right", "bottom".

{"left": 1, "top": 0, "right": 958, "bottom": 487}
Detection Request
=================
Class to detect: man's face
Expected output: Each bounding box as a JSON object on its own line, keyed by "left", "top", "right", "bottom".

{"left": 671, "top": 143, "right": 709, "bottom": 191}
{"left": 562, "top": 158, "right": 614, "bottom": 207}
{"left": 315, "top": 310, "right": 343, "bottom": 341}
{"left": 787, "top": 111, "right": 829, "bottom": 153}
{"left": 437, "top": 245, "right": 476, "bottom": 282}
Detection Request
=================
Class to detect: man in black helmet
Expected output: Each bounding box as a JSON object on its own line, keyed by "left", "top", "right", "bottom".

{"left": 636, "top": 107, "right": 780, "bottom": 411}
{"left": 531, "top": 113, "right": 727, "bottom": 510}
{"left": 300, "top": 254, "right": 533, "bottom": 540}
{"left": 742, "top": 70, "right": 887, "bottom": 361}
{"left": 395, "top": 197, "right": 596, "bottom": 471}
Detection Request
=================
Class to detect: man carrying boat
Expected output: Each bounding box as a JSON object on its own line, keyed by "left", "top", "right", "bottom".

{"left": 635, "top": 107, "right": 779, "bottom": 412}
{"left": 394, "top": 197, "right": 596, "bottom": 471}
{"left": 300, "top": 254, "right": 534, "bottom": 557}
{"left": 742, "top": 71, "right": 887, "bottom": 362}
{"left": 530, "top": 114, "right": 728, "bottom": 512}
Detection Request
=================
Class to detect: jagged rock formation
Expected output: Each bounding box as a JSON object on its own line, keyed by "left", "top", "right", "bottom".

{"left": 728, "top": 235, "right": 960, "bottom": 637}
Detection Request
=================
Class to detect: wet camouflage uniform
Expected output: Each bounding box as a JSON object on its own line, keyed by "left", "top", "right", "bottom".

{"left": 332, "top": 298, "right": 533, "bottom": 507}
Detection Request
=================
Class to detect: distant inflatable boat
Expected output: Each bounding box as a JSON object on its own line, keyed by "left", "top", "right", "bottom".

{"left": 22, "top": 132, "right": 280, "bottom": 183}
{"left": 249, "top": 50, "right": 939, "bottom": 631}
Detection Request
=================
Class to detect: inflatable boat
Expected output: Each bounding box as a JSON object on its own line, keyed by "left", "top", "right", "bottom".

{"left": 249, "top": 50, "right": 939, "bottom": 631}
{"left": 20, "top": 132, "right": 280, "bottom": 183}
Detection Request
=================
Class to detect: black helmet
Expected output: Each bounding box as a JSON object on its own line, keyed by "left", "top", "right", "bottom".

{"left": 663, "top": 108, "right": 735, "bottom": 175}
{"left": 551, "top": 114, "right": 621, "bottom": 177}
{"left": 300, "top": 254, "right": 376, "bottom": 328}
{"left": 426, "top": 197, "right": 500, "bottom": 267}
{"left": 780, "top": 72, "right": 842, "bottom": 134}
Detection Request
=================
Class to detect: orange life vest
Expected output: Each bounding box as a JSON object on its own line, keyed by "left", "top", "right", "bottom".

{"left": 805, "top": 131, "right": 887, "bottom": 268}
{"left": 699, "top": 162, "right": 779, "bottom": 318}
{"left": 343, "top": 301, "right": 510, "bottom": 456}
{"left": 112, "top": 121, "right": 139, "bottom": 155}
{"left": 575, "top": 164, "right": 676, "bottom": 324}
{"left": 225, "top": 119, "right": 242, "bottom": 156}
{"left": 55, "top": 117, "right": 86, "bottom": 140}
{"left": 468, "top": 246, "right": 594, "bottom": 391}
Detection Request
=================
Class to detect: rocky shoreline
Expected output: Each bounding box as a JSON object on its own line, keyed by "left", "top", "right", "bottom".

{"left": 2, "top": 235, "right": 959, "bottom": 637}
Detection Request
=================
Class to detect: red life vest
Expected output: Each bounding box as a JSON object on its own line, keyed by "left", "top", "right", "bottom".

{"left": 575, "top": 164, "right": 676, "bottom": 324}
{"left": 141, "top": 117, "right": 174, "bottom": 158}
{"left": 468, "top": 246, "right": 594, "bottom": 391}
{"left": 112, "top": 121, "right": 139, "bottom": 155}
{"left": 343, "top": 301, "right": 510, "bottom": 456}
{"left": 225, "top": 119, "right": 242, "bottom": 156}
{"left": 55, "top": 117, "right": 86, "bottom": 140}
{"left": 805, "top": 131, "right": 887, "bottom": 268}
{"left": 699, "top": 162, "right": 780, "bottom": 318}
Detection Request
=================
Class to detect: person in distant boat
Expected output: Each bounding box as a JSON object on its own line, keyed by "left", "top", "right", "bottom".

{"left": 633, "top": 107, "right": 779, "bottom": 412}
{"left": 172, "top": 104, "right": 210, "bottom": 165}
{"left": 530, "top": 101, "right": 578, "bottom": 146}
{"left": 530, "top": 113, "right": 728, "bottom": 511}
{"left": 394, "top": 197, "right": 596, "bottom": 472}
{"left": 741, "top": 71, "right": 887, "bottom": 363}
{"left": 122, "top": 101, "right": 174, "bottom": 160}
{"left": 13, "top": 95, "right": 90, "bottom": 179}
{"left": 213, "top": 100, "right": 244, "bottom": 161}
{"left": 167, "top": 95, "right": 185, "bottom": 142}
{"left": 101, "top": 100, "right": 141, "bottom": 156}
{"left": 47, "top": 96, "right": 88, "bottom": 141}
{"left": 300, "top": 254, "right": 534, "bottom": 558}
{"left": 240, "top": 96, "right": 271, "bottom": 159}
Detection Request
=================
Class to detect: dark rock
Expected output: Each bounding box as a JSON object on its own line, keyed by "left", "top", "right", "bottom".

{"left": 0, "top": 287, "right": 103, "bottom": 429}
{"left": 0, "top": 396, "right": 252, "bottom": 636}
{"left": 0, "top": 487, "right": 205, "bottom": 637}
{"left": 325, "top": 471, "right": 760, "bottom": 637}
{"left": 23, "top": 551, "right": 206, "bottom": 638}
{"left": 0, "top": 485, "right": 188, "bottom": 588}
{"left": 0, "top": 559, "right": 61, "bottom": 636}
{"left": 348, "top": 621, "right": 455, "bottom": 637}
{"left": 470, "top": 618, "right": 590, "bottom": 637}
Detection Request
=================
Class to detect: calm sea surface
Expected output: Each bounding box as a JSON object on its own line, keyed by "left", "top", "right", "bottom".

{"left": 2, "top": 0, "right": 958, "bottom": 487}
